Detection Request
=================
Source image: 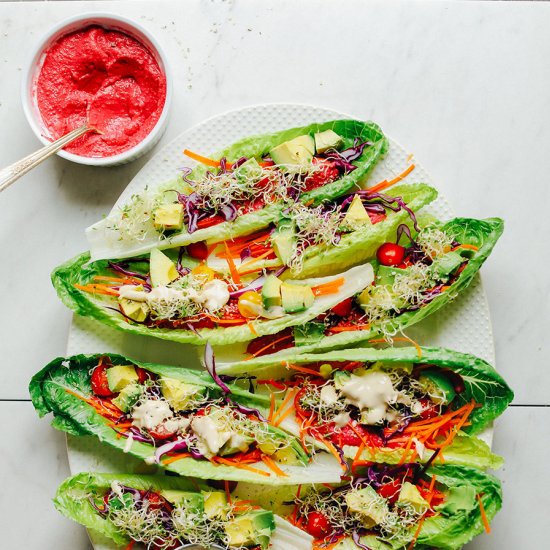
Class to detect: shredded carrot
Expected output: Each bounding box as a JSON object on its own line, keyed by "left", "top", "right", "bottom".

{"left": 238, "top": 250, "right": 275, "bottom": 272}
{"left": 246, "top": 320, "right": 258, "bottom": 336}
{"left": 125, "top": 541, "right": 135, "bottom": 550}
{"left": 162, "top": 453, "right": 192, "bottom": 465}
{"left": 352, "top": 441, "right": 366, "bottom": 472}
{"left": 93, "top": 275, "right": 125, "bottom": 283}
{"left": 223, "top": 241, "right": 241, "bottom": 284}
{"left": 369, "top": 336, "right": 422, "bottom": 359}
{"left": 291, "top": 485, "right": 302, "bottom": 523}
{"left": 311, "top": 277, "right": 345, "bottom": 297}
{"left": 477, "top": 494, "right": 491, "bottom": 534}
{"left": 286, "top": 363, "right": 321, "bottom": 377}
{"left": 268, "top": 393, "right": 276, "bottom": 422}
{"left": 328, "top": 324, "right": 371, "bottom": 333}
{"left": 183, "top": 148, "right": 228, "bottom": 168}
{"left": 74, "top": 283, "right": 119, "bottom": 297}
{"left": 245, "top": 333, "right": 294, "bottom": 360}
{"left": 261, "top": 455, "right": 288, "bottom": 477}
{"left": 407, "top": 476, "right": 437, "bottom": 550}
{"left": 224, "top": 480, "right": 232, "bottom": 505}
{"left": 272, "top": 388, "right": 297, "bottom": 424}
{"left": 368, "top": 164, "right": 416, "bottom": 194}
{"left": 206, "top": 315, "right": 247, "bottom": 326}
{"left": 452, "top": 244, "right": 479, "bottom": 252}
{"left": 273, "top": 404, "right": 295, "bottom": 427}
{"left": 214, "top": 457, "right": 271, "bottom": 477}
{"left": 322, "top": 439, "right": 347, "bottom": 472}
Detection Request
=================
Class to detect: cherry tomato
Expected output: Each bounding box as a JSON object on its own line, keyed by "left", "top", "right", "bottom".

{"left": 331, "top": 297, "right": 353, "bottom": 317}
{"left": 90, "top": 365, "right": 114, "bottom": 397}
{"left": 377, "top": 242, "right": 406, "bottom": 266}
{"left": 148, "top": 423, "right": 176, "bottom": 441}
{"left": 306, "top": 511, "right": 332, "bottom": 539}
{"left": 135, "top": 367, "right": 151, "bottom": 384}
{"left": 378, "top": 479, "right": 402, "bottom": 504}
{"left": 187, "top": 241, "right": 209, "bottom": 260}
{"left": 238, "top": 291, "right": 263, "bottom": 318}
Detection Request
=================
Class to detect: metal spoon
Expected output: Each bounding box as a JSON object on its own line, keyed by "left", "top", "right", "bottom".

{"left": 0, "top": 123, "right": 93, "bottom": 193}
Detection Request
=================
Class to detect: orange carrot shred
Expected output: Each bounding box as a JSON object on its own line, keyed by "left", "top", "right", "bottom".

{"left": 369, "top": 336, "right": 422, "bottom": 359}
{"left": 261, "top": 455, "right": 288, "bottom": 477}
{"left": 268, "top": 393, "right": 276, "bottom": 422}
{"left": 311, "top": 277, "right": 345, "bottom": 296}
{"left": 245, "top": 334, "right": 294, "bottom": 360}
{"left": 223, "top": 241, "right": 241, "bottom": 284}
{"left": 477, "top": 493, "right": 491, "bottom": 534}
{"left": 183, "top": 149, "right": 229, "bottom": 168}
{"left": 368, "top": 164, "right": 415, "bottom": 194}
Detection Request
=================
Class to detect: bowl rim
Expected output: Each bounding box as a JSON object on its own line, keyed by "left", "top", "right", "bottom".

{"left": 21, "top": 11, "right": 173, "bottom": 167}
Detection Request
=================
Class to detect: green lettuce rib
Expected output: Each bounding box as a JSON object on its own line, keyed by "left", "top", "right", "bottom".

{"left": 51, "top": 259, "right": 375, "bottom": 345}
{"left": 219, "top": 346, "right": 513, "bottom": 436}
{"left": 29, "top": 354, "right": 344, "bottom": 485}
{"left": 87, "top": 119, "right": 389, "bottom": 261}
{"left": 233, "top": 217, "right": 504, "bottom": 362}
{"left": 206, "top": 183, "right": 438, "bottom": 279}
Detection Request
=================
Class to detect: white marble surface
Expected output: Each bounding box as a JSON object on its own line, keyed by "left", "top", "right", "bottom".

{"left": 0, "top": 0, "right": 549, "bottom": 548}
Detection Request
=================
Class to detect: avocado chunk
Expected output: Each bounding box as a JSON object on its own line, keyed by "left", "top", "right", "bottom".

{"left": 150, "top": 248, "right": 179, "bottom": 287}
{"left": 224, "top": 510, "right": 276, "bottom": 550}
{"left": 314, "top": 129, "right": 343, "bottom": 153}
{"left": 106, "top": 365, "right": 139, "bottom": 393}
{"left": 342, "top": 195, "right": 372, "bottom": 230}
{"left": 272, "top": 219, "right": 296, "bottom": 265}
{"left": 112, "top": 383, "right": 142, "bottom": 412}
{"left": 293, "top": 322, "right": 326, "bottom": 346}
{"left": 333, "top": 370, "right": 352, "bottom": 389}
{"left": 153, "top": 203, "right": 184, "bottom": 231}
{"left": 160, "top": 377, "right": 205, "bottom": 412}
{"left": 397, "top": 482, "right": 429, "bottom": 513}
{"left": 272, "top": 446, "right": 300, "bottom": 466}
{"left": 270, "top": 135, "right": 315, "bottom": 167}
{"left": 262, "top": 275, "right": 283, "bottom": 309}
{"left": 119, "top": 297, "right": 150, "bottom": 322}
{"left": 159, "top": 490, "right": 204, "bottom": 512}
{"left": 345, "top": 485, "right": 389, "bottom": 528}
{"left": 376, "top": 264, "right": 411, "bottom": 286}
{"left": 280, "top": 282, "right": 315, "bottom": 313}
{"left": 419, "top": 370, "right": 456, "bottom": 405}
{"left": 235, "top": 157, "right": 263, "bottom": 182}
{"left": 220, "top": 433, "right": 254, "bottom": 456}
{"left": 434, "top": 484, "right": 477, "bottom": 516}
{"left": 429, "top": 251, "right": 464, "bottom": 281}
{"left": 203, "top": 491, "right": 229, "bottom": 519}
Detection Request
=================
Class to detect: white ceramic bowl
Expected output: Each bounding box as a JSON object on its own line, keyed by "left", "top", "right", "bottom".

{"left": 21, "top": 12, "right": 173, "bottom": 167}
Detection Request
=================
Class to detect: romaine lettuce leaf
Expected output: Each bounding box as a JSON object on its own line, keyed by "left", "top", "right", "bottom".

{"left": 87, "top": 120, "right": 388, "bottom": 261}
{"left": 51, "top": 258, "right": 374, "bottom": 345}
{"left": 30, "top": 354, "right": 343, "bottom": 485}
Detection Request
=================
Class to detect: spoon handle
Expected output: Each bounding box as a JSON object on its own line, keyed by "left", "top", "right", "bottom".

{"left": 0, "top": 124, "right": 90, "bottom": 193}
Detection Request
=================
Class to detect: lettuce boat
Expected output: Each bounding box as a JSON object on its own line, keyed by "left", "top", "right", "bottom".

{"left": 203, "top": 183, "right": 437, "bottom": 279}
{"left": 226, "top": 217, "right": 504, "bottom": 362}
{"left": 233, "top": 464, "right": 502, "bottom": 550}
{"left": 55, "top": 472, "right": 312, "bottom": 549}
{"left": 29, "top": 353, "right": 343, "bottom": 484}
{"left": 52, "top": 252, "right": 377, "bottom": 345}
{"left": 87, "top": 120, "right": 389, "bottom": 261}
{"left": 219, "top": 346, "right": 513, "bottom": 470}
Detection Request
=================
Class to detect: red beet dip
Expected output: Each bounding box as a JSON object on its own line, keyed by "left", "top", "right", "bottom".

{"left": 35, "top": 25, "right": 166, "bottom": 158}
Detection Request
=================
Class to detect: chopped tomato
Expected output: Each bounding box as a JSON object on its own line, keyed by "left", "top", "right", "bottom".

{"left": 368, "top": 211, "right": 387, "bottom": 224}
{"left": 241, "top": 196, "right": 266, "bottom": 214}
{"left": 378, "top": 479, "right": 402, "bottom": 504}
{"left": 418, "top": 398, "right": 440, "bottom": 420}
{"left": 135, "top": 367, "right": 151, "bottom": 384}
{"left": 303, "top": 158, "right": 340, "bottom": 192}
{"left": 305, "top": 511, "right": 332, "bottom": 539}
{"left": 197, "top": 214, "right": 226, "bottom": 229}
{"left": 149, "top": 423, "right": 176, "bottom": 441}
{"left": 330, "top": 297, "right": 353, "bottom": 317}
{"left": 187, "top": 241, "right": 209, "bottom": 260}
{"left": 145, "top": 492, "right": 170, "bottom": 511}
{"left": 331, "top": 424, "right": 384, "bottom": 448}
{"left": 91, "top": 365, "right": 114, "bottom": 397}
{"left": 294, "top": 388, "right": 316, "bottom": 420}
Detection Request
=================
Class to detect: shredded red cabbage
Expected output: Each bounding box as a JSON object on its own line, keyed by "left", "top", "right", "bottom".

{"left": 204, "top": 343, "right": 230, "bottom": 393}
{"left": 154, "top": 439, "right": 189, "bottom": 464}
{"left": 352, "top": 531, "right": 371, "bottom": 550}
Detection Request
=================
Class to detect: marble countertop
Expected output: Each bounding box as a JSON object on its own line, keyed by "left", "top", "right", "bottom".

{"left": 0, "top": 0, "right": 549, "bottom": 548}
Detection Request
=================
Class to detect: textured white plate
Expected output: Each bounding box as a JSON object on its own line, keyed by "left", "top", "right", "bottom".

{"left": 64, "top": 104, "right": 495, "bottom": 549}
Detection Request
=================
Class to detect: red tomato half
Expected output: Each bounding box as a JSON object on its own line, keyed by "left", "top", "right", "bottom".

{"left": 91, "top": 365, "right": 114, "bottom": 397}
{"left": 197, "top": 214, "right": 226, "bottom": 229}
{"left": 306, "top": 511, "right": 332, "bottom": 539}
{"left": 135, "top": 367, "right": 150, "bottom": 384}
{"left": 377, "top": 242, "right": 406, "bottom": 266}
{"left": 187, "top": 241, "right": 209, "bottom": 260}
{"left": 331, "top": 297, "right": 353, "bottom": 318}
